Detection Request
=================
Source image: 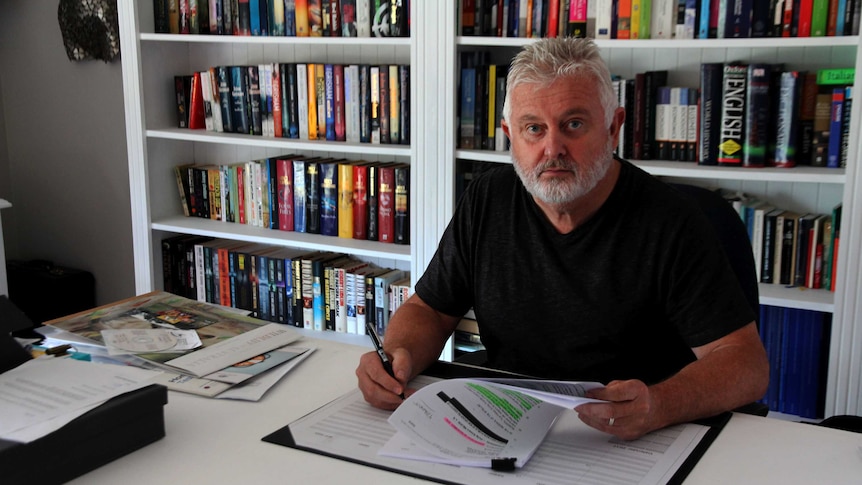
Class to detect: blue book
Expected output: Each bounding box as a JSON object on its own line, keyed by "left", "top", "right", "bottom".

{"left": 459, "top": 66, "right": 476, "bottom": 149}
{"left": 250, "top": 0, "right": 262, "bottom": 35}
{"left": 230, "top": 65, "right": 250, "bottom": 134}
{"left": 827, "top": 87, "right": 845, "bottom": 168}
{"left": 698, "top": 0, "right": 711, "bottom": 38}
{"left": 293, "top": 160, "right": 307, "bottom": 232}
{"left": 285, "top": 0, "right": 297, "bottom": 35}
{"left": 257, "top": 253, "right": 270, "bottom": 321}
{"left": 324, "top": 64, "right": 336, "bottom": 141}
{"left": 284, "top": 63, "right": 299, "bottom": 138}
{"left": 319, "top": 161, "right": 338, "bottom": 237}
{"left": 837, "top": 0, "right": 848, "bottom": 35}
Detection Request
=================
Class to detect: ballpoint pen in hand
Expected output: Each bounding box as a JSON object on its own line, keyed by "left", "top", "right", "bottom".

{"left": 365, "top": 321, "right": 406, "bottom": 400}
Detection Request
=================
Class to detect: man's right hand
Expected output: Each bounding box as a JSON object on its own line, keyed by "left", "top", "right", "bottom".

{"left": 356, "top": 348, "right": 413, "bottom": 410}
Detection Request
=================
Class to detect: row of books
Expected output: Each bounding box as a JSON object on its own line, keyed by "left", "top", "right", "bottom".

{"left": 154, "top": 0, "right": 409, "bottom": 37}
{"left": 175, "top": 156, "right": 410, "bottom": 244}
{"left": 758, "top": 305, "right": 831, "bottom": 419}
{"left": 459, "top": 0, "right": 862, "bottom": 39}
{"left": 725, "top": 190, "right": 842, "bottom": 290}
{"left": 176, "top": 62, "right": 410, "bottom": 146}
{"left": 457, "top": 54, "right": 856, "bottom": 169}
{"left": 161, "top": 236, "right": 411, "bottom": 336}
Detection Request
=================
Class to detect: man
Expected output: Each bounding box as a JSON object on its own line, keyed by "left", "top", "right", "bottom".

{"left": 356, "top": 38, "right": 768, "bottom": 440}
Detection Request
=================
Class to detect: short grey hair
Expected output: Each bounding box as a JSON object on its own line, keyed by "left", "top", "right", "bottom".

{"left": 502, "top": 38, "right": 618, "bottom": 126}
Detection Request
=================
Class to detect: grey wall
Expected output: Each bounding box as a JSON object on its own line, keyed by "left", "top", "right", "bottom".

{"left": 0, "top": 1, "right": 136, "bottom": 308}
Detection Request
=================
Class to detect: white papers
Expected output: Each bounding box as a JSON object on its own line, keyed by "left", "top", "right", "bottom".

{"left": 0, "top": 358, "right": 159, "bottom": 443}
{"left": 164, "top": 323, "right": 300, "bottom": 377}
{"left": 203, "top": 347, "right": 310, "bottom": 384}
{"left": 382, "top": 378, "right": 604, "bottom": 468}
{"left": 273, "top": 375, "right": 712, "bottom": 485}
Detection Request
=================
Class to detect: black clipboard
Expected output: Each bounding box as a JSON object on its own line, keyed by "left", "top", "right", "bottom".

{"left": 263, "top": 361, "right": 730, "bottom": 484}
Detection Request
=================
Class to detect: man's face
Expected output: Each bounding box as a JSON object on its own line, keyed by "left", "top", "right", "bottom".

{"left": 502, "top": 75, "right": 621, "bottom": 206}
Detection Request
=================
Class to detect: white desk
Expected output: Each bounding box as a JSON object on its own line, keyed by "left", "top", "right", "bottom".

{"left": 68, "top": 330, "right": 862, "bottom": 485}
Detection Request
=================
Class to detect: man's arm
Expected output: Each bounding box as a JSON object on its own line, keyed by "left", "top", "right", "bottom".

{"left": 356, "top": 294, "right": 461, "bottom": 409}
{"left": 575, "top": 321, "right": 769, "bottom": 440}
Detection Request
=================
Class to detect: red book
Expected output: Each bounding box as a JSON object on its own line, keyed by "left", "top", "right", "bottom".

{"left": 276, "top": 157, "right": 294, "bottom": 231}
{"left": 188, "top": 72, "right": 206, "bottom": 129}
{"left": 797, "top": 0, "right": 814, "bottom": 36}
{"left": 334, "top": 64, "right": 346, "bottom": 141}
{"left": 236, "top": 164, "right": 246, "bottom": 225}
{"left": 272, "top": 65, "right": 283, "bottom": 138}
{"left": 353, "top": 163, "right": 369, "bottom": 239}
{"left": 377, "top": 164, "right": 396, "bottom": 243}
{"left": 547, "top": 0, "right": 561, "bottom": 37}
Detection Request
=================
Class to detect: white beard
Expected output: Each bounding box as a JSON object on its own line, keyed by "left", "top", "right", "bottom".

{"left": 513, "top": 138, "right": 615, "bottom": 205}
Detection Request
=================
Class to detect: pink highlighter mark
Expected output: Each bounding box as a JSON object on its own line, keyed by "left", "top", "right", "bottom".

{"left": 444, "top": 417, "right": 485, "bottom": 446}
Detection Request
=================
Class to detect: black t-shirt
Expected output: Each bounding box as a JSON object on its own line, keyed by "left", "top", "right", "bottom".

{"left": 415, "top": 160, "right": 755, "bottom": 384}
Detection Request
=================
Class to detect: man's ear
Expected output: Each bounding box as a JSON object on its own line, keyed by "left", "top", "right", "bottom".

{"left": 501, "top": 119, "right": 511, "bottom": 139}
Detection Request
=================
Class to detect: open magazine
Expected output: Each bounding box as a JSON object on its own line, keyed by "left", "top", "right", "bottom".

{"left": 381, "top": 377, "right": 605, "bottom": 469}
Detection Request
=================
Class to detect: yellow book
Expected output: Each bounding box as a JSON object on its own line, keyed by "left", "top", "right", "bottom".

{"left": 337, "top": 162, "right": 355, "bottom": 238}
{"left": 307, "top": 64, "right": 318, "bottom": 140}
{"left": 631, "top": 0, "right": 641, "bottom": 39}
{"left": 487, "top": 65, "right": 497, "bottom": 147}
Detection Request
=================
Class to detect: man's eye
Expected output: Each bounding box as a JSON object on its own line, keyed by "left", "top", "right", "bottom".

{"left": 566, "top": 120, "right": 583, "bottom": 130}
{"left": 526, "top": 125, "right": 542, "bottom": 134}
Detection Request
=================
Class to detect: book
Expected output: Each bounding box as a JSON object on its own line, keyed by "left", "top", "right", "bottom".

{"left": 379, "top": 65, "right": 391, "bottom": 143}
{"left": 717, "top": 62, "right": 747, "bottom": 166}
{"left": 230, "top": 65, "right": 250, "bottom": 135}
{"left": 743, "top": 64, "right": 772, "bottom": 167}
{"left": 839, "top": 85, "right": 852, "bottom": 168}
{"left": 393, "top": 164, "right": 409, "bottom": 245}
{"left": 324, "top": 64, "right": 336, "bottom": 141}
{"left": 827, "top": 86, "right": 846, "bottom": 168}
{"left": 337, "top": 161, "right": 354, "bottom": 239}
{"left": 774, "top": 70, "right": 805, "bottom": 168}
{"left": 373, "top": 268, "right": 405, "bottom": 336}
{"left": 319, "top": 160, "right": 339, "bottom": 237}
{"left": 306, "top": 160, "right": 322, "bottom": 234}
{"left": 334, "top": 64, "right": 347, "bottom": 141}
{"left": 174, "top": 75, "right": 191, "bottom": 129}
{"left": 293, "top": 159, "right": 308, "bottom": 232}
{"left": 345, "top": 64, "right": 361, "bottom": 143}
{"left": 370, "top": 65, "right": 381, "bottom": 143}
{"left": 377, "top": 163, "right": 396, "bottom": 243}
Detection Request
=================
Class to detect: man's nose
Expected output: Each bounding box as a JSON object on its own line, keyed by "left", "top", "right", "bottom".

{"left": 543, "top": 129, "right": 566, "bottom": 159}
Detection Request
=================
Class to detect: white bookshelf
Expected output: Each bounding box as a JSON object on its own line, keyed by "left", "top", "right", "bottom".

{"left": 117, "top": 2, "right": 862, "bottom": 417}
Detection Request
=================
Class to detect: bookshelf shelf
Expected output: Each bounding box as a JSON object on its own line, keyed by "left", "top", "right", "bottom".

{"left": 147, "top": 129, "right": 412, "bottom": 156}
{"left": 151, "top": 216, "right": 411, "bottom": 262}
{"left": 458, "top": 36, "right": 860, "bottom": 49}
{"left": 140, "top": 33, "right": 412, "bottom": 47}
{"left": 456, "top": 150, "right": 847, "bottom": 184}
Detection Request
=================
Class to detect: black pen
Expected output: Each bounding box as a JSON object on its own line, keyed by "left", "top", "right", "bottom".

{"left": 365, "top": 321, "right": 405, "bottom": 400}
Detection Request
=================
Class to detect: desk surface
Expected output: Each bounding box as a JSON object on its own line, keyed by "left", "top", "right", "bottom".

{"left": 68, "top": 330, "right": 862, "bottom": 485}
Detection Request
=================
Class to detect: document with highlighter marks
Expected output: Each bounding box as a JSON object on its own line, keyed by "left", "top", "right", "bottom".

{"left": 380, "top": 378, "right": 605, "bottom": 469}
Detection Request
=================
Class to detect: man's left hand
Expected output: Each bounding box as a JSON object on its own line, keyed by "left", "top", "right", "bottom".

{"left": 574, "top": 379, "right": 657, "bottom": 440}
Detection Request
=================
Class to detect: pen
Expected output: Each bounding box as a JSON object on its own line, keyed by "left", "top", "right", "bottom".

{"left": 365, "top": 321, "right": 405, "bottom": 400}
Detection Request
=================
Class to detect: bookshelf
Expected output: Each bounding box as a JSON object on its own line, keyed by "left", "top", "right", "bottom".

{"left": 431, "top": 4, "right": 862, "bottom": 418}
{"left": 117, "top": 2, "right": 862, "bottom": 417}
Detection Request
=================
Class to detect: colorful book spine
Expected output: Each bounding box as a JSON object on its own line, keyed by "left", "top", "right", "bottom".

{"left": 717, "top": 63, "right": 748, "bottom": 166}
{"left": 743, "top": 64, "right": 772, "bottom": 167}
{"left": 338, "top": 162, "right": 354, "bottom": 239}
{"left": 827, "top": 87, "right": 846, "bottom": 168}
{"left": 319, "top": 161, "right": 339, "bottom": 237}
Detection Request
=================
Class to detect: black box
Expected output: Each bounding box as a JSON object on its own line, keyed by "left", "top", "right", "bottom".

{"left": 0, "top": 384, "right": 168, "bottom": 485}
{"left": 7, "top": 259, "right": 96, "bottom": 325}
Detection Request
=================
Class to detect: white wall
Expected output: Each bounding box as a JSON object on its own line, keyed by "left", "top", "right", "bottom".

{"left": 0, "top": 1, "right": 135, "bottom": 306}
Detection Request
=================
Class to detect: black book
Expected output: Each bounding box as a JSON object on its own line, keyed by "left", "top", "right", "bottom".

{"left": 359, "top": 64, "right": 372, "bottom": 143}
{"left": 379, "top": 66, "right": 390, "bottom": 143}
{"left": 698, "top": 63, "right": 723, "bottom": 165}
{"left": 643, "top": 70, "right": 668, "bottom": 160}
{"left": 743, "top": 63, "right": 772, "bottom": 167}
{"left": 399, "top": 64, "right": 410, "bottom": 145}
{"left": 305, "top": 161, "right": 321, "bottom": 234}
{"left": 366, "top": 163, "right": 379, "bottom": 241}
{"left": 230, "top": 65, "right": 250, "bottom": 134}
{"left": 394, "top": 164, "right": 409, "bottom": 245}
{"left": 215, "top": 66, "right": 235, "bottom": 133}
{"left": 247, "top": 65, "right": 263, "bottom": 136}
